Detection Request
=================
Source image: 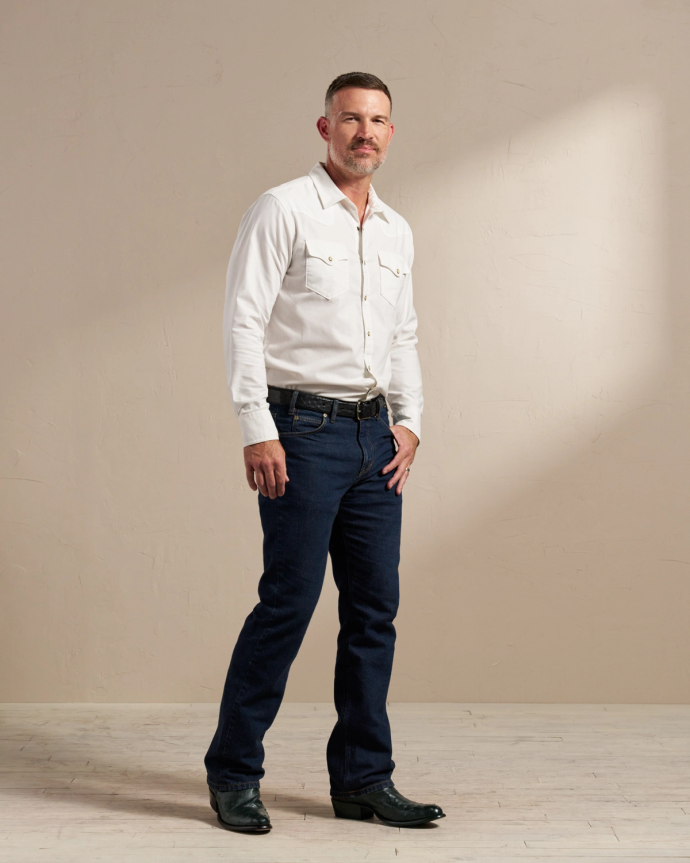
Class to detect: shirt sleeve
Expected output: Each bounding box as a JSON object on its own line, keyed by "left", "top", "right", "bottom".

{"left": 387, "top": 235, "right": 423, "bottom": 445}
{"left": 223, "top": 193, "right": 295, "bottom": 447}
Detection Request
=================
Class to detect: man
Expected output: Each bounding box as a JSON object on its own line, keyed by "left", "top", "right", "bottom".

{"left": 204, "top": 72, "right": 445, "bottom": 833}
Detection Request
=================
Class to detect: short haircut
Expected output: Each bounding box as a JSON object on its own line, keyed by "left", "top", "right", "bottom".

{"left": 324, "top": 72, "right": 392, "bottom": 118}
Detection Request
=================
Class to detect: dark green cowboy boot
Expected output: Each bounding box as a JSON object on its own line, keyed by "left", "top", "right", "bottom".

{"left": 209, "top": 787, "right": 272, "bottom": 833}
{"left": 332, "top": 785, "right": 445, "bottom": 827}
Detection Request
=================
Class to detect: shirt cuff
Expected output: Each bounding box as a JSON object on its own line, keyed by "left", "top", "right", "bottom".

{"left": 238, "top": 406, "right": 280, "bottom": 448}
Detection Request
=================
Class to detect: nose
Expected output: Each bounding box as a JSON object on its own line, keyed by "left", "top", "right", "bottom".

{"left": 356, "top": 118, "right": 375, "bottom": 140}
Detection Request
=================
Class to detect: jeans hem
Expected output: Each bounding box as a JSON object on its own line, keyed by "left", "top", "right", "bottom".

{"left": 208, "top": 781, "right": 260, "bottom": 792}
{"left": 330, "top": 778, "right": 394, "bottom": 797}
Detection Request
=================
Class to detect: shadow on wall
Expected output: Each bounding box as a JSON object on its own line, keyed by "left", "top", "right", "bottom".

{"left": 380, "top": 85, "right": 689, "bottom": 704}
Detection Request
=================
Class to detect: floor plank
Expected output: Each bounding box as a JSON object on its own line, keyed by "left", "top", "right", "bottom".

{"left": 1, "top": 703, "right": 690, "bottom": 861}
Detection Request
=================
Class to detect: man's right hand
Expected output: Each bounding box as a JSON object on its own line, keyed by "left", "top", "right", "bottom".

{"left": 244, "top": 439, "right": 289, "bottom": 498}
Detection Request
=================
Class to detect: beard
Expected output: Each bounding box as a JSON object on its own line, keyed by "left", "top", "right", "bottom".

{"left": 329, "top": 138, "right": 387, "bottom": 175}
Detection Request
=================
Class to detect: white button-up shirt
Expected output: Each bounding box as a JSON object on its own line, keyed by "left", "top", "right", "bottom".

{"left": 222, "top": 161, "right": 423, "bottom": 447}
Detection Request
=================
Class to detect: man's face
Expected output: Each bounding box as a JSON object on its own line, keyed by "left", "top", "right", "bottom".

{"left": 319, "top": 87, "right": 394, "bottom": 177}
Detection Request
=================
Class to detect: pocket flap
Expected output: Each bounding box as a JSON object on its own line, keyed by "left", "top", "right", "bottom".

{"left": 305, "top": 239, "right": 348, "bottom": 265}
{"left": 378, "top": 250, "right": 409, "bottom": 276}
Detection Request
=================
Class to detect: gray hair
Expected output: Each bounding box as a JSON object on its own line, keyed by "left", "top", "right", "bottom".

{"left": 324, "top": 72, "right": 392, "bottom": 118}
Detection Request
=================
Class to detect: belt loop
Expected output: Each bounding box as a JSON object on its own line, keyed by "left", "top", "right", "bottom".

{"left": 330, "top": 398, "right": 339, "bottom": 423}
{"left": 288, "top": 389, "right": 299, "bottom": 415}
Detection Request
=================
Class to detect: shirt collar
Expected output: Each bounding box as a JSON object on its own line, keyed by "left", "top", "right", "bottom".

{"left": 365, "top": 182, "right": 389, "bottom": 221}
{"left": 309, "top": 161, "right": 390, "bottom": 223}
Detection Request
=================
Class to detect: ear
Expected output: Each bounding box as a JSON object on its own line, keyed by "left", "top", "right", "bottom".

{"left": 388, "top": 122, "right": 395, "bottom": 143}
{"left": 316, "top": 116, "right": 331, "bottom": 143}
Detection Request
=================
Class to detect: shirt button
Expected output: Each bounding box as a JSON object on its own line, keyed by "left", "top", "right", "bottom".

{"left": 367, "top": 331, "right": 370, "bottom": 336}
{"left": 363, "top": 261, "right": 367, "bottom": 266}
{"left": 367, "top": 365, "right": 371, "bottom": 370}
{"left": 328, "top": 256, "right": 333, "bottom": 261}
{"left": 364, "top": 295, "right": 367, "bottom": 301}
{"left": 397, "top": 268, "right": 400, "bottom": 273}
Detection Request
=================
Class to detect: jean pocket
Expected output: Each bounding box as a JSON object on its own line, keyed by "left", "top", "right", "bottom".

{"left": 271, "top": 408, "right": 329, "bottom": 436}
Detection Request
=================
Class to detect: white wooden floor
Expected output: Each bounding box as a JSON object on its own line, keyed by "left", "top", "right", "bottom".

{"left": 1, "top": 703, "right": 690, "bottom": 862}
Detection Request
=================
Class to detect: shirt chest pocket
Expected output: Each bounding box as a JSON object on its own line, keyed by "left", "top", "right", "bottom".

{"left": 305, "top": 239, "right": 350, "bottom": 299}
{"left": 378, "top": 250, "right": 409, "bottom": 306}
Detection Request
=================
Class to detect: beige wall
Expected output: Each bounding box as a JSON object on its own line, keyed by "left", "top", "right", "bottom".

{"left": 2, "top": 0, "right": 689, "bottom": 702}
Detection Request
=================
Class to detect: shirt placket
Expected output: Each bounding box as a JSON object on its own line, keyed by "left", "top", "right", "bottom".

{"left": 359, "top": 212, "right": 376, "bottom": 389}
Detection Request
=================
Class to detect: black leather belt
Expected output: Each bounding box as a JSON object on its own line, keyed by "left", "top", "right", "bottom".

{"left": 267, "top": 385, "right": 385, "bottom": 419}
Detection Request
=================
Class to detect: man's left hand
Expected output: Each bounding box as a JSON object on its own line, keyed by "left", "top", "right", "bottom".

{"left": 381, "top": 425, "right": 419, "bottom": 495}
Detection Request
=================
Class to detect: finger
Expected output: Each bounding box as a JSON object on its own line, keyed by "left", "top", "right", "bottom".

{"left": 255, "top": 466, "right": 268, "bottom": 497}
{"left": 387, "top": 458, "right": 412, "bottom": 491}
{"left": 382, "top": 452, "right": 403, "bottom": 475}
{"left": 246, "top": 464, "right": 258, "bottom": 491}
{"left": 395, "top": 466, "right": 411, "bottom": 495}
{"left": 274, "top": 462, "right": 289, "bottom": 496}
{"left": 263, "top": 463, "right": 277, "bottom": 499}
{"left": 386, "top": 463, "right": 406, "bottom": 490}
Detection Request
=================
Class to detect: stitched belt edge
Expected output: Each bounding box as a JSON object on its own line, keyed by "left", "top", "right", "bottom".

{"left": 267, "top": 386, "right": 385, "bottom": 419}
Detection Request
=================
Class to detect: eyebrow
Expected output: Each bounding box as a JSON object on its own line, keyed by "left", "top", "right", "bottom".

{"left": 337, "top": 111, "right": 390, "bottom": 120}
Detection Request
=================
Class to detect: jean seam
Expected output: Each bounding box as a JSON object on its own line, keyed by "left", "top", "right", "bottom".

{"left": 341, "top": 514, "right": 353, "bottom": 789}
{"left": 355, "top": 417, "right": 374, "bottom": 478}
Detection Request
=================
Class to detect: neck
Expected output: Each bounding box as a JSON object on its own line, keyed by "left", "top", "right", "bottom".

{"left": 322, "top": 156, "right": 372, "bottom": 218}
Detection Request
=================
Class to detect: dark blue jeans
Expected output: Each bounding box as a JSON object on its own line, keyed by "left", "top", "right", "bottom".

{"left": 204, "top": 396, "right": 403, "bottom": 796}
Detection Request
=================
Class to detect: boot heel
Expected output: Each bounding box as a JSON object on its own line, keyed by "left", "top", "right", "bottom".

{"left": 332, "top": 798, "right": 374, "bottom": 820}
{"left": 209, "top": 789, "right": 218, "bottom": 813}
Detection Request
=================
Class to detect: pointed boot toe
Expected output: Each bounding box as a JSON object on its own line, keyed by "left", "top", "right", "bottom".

{"left": 209, "top": 787, "right": 272, "bottom": 833}
{"left": 331, "top": 785, "right": 445, "bottom": 828}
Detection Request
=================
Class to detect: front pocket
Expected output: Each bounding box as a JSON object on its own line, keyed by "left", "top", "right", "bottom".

{"left": 305, "top": 239, "right": 350, "bottom": 299}
{"left": 378, "top": 250, "right": 409, "bottom": 307}
{"left": 271, "top": 409, "right": 329, "bottom": 436}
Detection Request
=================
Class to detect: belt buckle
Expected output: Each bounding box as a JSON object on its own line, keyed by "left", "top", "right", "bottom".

{"left": 356, "top": 398, "right": 380, "bottom": 420}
